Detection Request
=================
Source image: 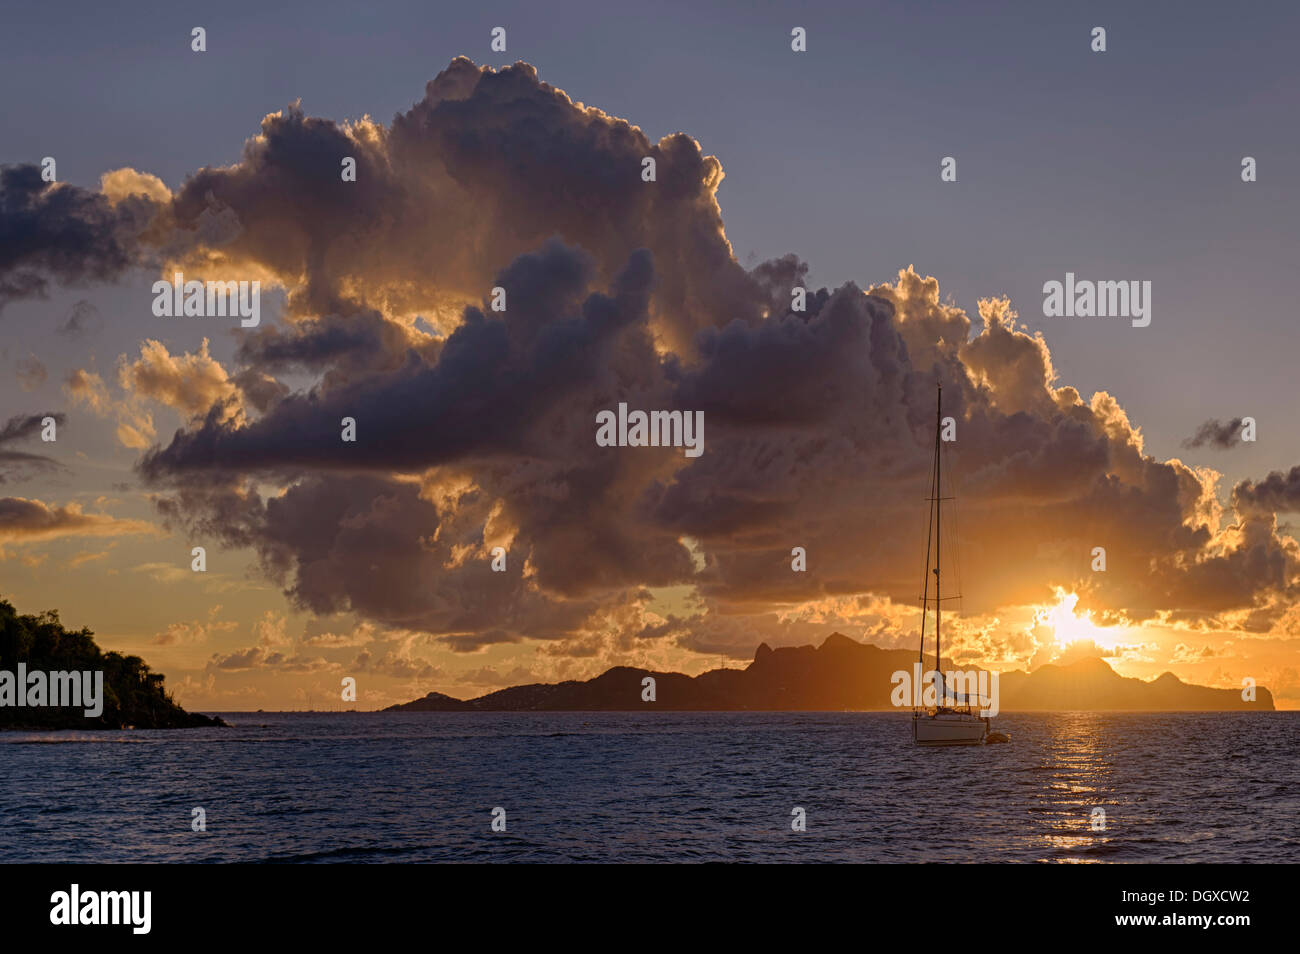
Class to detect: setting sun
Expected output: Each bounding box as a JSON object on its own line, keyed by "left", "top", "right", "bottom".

{"left": 1034, "top": 589, "right": 1123, "bottom": 650}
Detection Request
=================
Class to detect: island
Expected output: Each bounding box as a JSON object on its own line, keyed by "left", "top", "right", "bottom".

{"left": 387, "top": 632, "right": 1275, "bottom": 712}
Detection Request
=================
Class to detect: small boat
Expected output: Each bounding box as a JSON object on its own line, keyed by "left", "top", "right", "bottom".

{"left": 911, "top": 383, "right": 996, "bottom": 746}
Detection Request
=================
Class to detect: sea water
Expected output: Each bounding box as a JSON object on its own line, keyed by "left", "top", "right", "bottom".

{"left": 1, "top": 711, "right": 1295, "bottom": 863}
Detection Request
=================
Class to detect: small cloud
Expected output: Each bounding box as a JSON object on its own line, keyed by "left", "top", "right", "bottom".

{"left": 205, "top": 645, "right": 338, "bottom": 673}
{"left": 1170, "top": 642, "right": 1219, "bottom": 664}
{"left": 0, "top": 496, "right": 154, "bottom": 550}
{"left": 99, "top": 167, "right": 172, "bottom": 205}
{"left": 437, "top": 630, "right": 522, "bottom": 653}
{"left": 56, "top": 299, "right": 104, "bottom": 338}
{"left": 131, "top": 561, "right": 193, "bottom": 584}
{"left": 1183, "top": 418, "right": 1244, "bottom": 449}
{"left": 300, "top": 619, "right": 377, "bottom": 648}
{"left": 65, "top": 548, "right": 112, "bottom": 569}
{"left": 254, "top": 610, "right": 289, "bottom": 647}
{"left": 153, "top": 615, "right": 239, "bottom": 646}
{"left": 349, "top": 648, "right": 442, "bottom": 679}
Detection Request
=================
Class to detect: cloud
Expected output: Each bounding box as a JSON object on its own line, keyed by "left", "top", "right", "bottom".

{"left": 125, "top": 63, "right": 1300, "bottom": 651}
{"left": 99, "top": 168, "right": 172, "bottom": 205}
{"left": 1233, "top": 466, "right": 1300, "bottom": 515}
{"left": 454, "top": 665, "right": 537, "bottom": 688}
{"left": 300, "top": 618, "right": 378, "bottom": 648}
{"left": 0, "top": 164, "right": 162, "bottom": 311}
{"left": 348, "top": 647, "right": 441, "bottom": 680}
{"left": 144, "top": 61, "right": 760, "bottom": 355}
{"left": 205, "top": 646, "right": 272, "bottom": 671}
{"left": 253, "top": 610, "right": 289, "bottom": 647}
{"left": 0, "top": 496, "right": 154, "bottom": 548}
{"left": 1184, "top": 417, "right": 1246, "bottom": 449}
{"left": 131, "top": 562, "right": 194, "bottom": 584}
{"left": 67, "top": 338, "right": 245, "bottom": 451}
{"left": 153, "top": 614, "right": 239, "bottom": 646}
{"left": 1170, "top": 642, "right": 1220, "bottom": 664}
{"left": 56, "top": 299, "right": 104, "bottom": 338}
{"left": 65, "top": 367, "right": 155, "bottom": 449}
{"left": 0, "top": 412, "right": 64, "bottom": 482}
{"left": 64, "top": 369, "right": 111, "bottom": 412}
{"left": 65, "top": 547, "right": 113, "bottom": 569}
{"left": 205, "top": 645, "right": 339, "bottom": 673}
{"left": 117, "top": 338, "right": 243, "bottom": 423}
{"left": 139, "top": 240, "right": 655, "bottom": 480}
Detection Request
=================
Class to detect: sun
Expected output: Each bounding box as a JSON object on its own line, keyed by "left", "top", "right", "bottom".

{"left": 1033, "top": 588, "right": 1121, "bottom": 649}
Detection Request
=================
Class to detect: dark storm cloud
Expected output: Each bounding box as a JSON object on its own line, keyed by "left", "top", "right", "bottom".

{"left": 142, "top": 242, "right": 680, "bottom": 639}
{"left": 235, "top": 308, "right": 416, "bottom": 376}
{"left": 164, "top": 469, "right": 605, "bottom": 640}
{"left": 140, "top": 240, "right": 654, "bottom": 481}
{"left": 231, "top": 369, "right": 290, "bottom": 414}
{"left": 1183, "top": 417, "right": 1246, "bottom": 449}
{"left": 166, "top": 102, "right": 402, "bottom": 317}
{"left": 1233, "top": 466, "right": 1300, "bottom": 515}
{"left": 0, "top": 165, "right": 158, "bottom": 311}
{"left": 146, "top": 58, "right": 763, "bottom": 354}
{"left": 387, "top": 58, "right": 765, "bottom": 353}
{"left": 152, "top": 482, "right": 268, "bottom": 551}
{"left": 674, "top": 282, "right": 903, "bottom": 427}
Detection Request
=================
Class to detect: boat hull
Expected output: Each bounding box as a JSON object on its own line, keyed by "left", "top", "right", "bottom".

{"left": 912, "top": 711, "right": 988, "bottom": 746}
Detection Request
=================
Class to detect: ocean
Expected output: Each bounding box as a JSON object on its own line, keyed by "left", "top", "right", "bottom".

{"left": 2, "top": 711, "right": 1296, "bottom": 863}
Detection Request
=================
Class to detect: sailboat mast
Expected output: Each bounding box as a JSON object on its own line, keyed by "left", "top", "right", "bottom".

{"left": 934, "top": 383, "right": 942, "bottom": 678}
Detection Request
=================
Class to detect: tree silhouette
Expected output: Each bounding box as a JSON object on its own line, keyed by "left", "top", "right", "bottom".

{"left": 0, "top": 598, "right": 223, "bottom": 729}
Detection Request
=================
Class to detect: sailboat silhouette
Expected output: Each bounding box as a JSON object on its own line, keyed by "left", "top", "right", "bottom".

{"left": 911, "top": 382, "right": 994, "bottom": 746}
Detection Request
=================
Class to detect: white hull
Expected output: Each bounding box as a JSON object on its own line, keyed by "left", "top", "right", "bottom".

{"left": 912, "top": 711, "right": 987, "bottom": 746}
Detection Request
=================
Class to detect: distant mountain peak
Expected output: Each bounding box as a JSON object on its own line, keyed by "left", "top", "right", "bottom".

{"left": 819, "top": 632, "right": 859, "bottom": 651}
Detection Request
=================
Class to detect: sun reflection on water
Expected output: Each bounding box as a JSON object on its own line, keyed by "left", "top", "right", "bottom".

{"left": 1031, "top": 713, "right": 1118, "bottom": 863}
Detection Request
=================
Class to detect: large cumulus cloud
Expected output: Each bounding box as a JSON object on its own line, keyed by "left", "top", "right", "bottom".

{"left": 7, "top": 58, "right": 1300, "bottom": 659}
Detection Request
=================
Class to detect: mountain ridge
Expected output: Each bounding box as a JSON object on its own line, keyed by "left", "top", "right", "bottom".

{"left": 387, "top": 632, "right": 1275, "bottom": 712}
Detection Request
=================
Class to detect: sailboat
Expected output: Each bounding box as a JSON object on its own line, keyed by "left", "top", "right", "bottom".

{"left": 912, "top": 382, "right": 991, "bottom": 746}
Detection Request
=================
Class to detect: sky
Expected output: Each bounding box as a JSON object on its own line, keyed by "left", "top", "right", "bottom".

{"left": 2, "top": 0, "right": 1299, "bottom": 709}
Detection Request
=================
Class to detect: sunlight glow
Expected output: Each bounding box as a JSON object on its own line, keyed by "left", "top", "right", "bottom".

{"left": 1034, "top": 589, "right": 1123, "bottom": 650}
